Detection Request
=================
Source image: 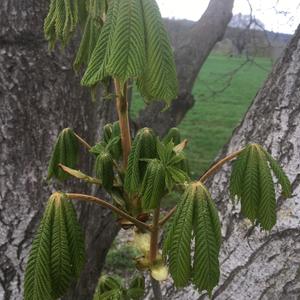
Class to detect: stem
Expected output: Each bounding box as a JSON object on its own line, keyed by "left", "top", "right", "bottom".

{"left": 159, "top": 149, "right": 244, "bottom": 226}
{"left": 159, "top": 207, "right": 176, "bottom": 227}
{"left": 149, "top": 207, "right": 160, "bottom": 264}
{"left": 73, "top": 132, "right": 92, "bottom": 150}
{"left": 150, "top": 277, "right": 163, "bottom": 300}
{"left": 66, "top": 193, "right": 151, "bottom": 232}
{"left": 199, "top": 149, "right": 243, "bottom": 183}
{"left": 114, "top": 79, "right": 132, "bottom": 168}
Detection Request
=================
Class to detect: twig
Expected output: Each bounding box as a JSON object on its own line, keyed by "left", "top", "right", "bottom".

{"left": 150, "top": 277, "right": 163, "bottom": 300}
{"left": 198, "top": 149, "right": 243, "bottom": 183}
{"left": 73, "top": 132, "right": 92, "bottom": 150}
{"left": 66, "top": 193, "right": 151, "bottom": 232}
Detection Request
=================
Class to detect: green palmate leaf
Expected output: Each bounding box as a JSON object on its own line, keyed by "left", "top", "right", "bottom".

{"left": 74, "top": 15, "right": 102, "bottom": 71}
{"left": 193, "top": 183, "right": 221, "bottom": 296}
{"left": 124, "top": 128, "right": 156, "bottom": 193}
{"left": 140, "top": 159, "right": 166, "bottom": 209}
{"left": 241, "top": 145, "right": 260, "bottom": 222}
{"left": 106, "top": 0, "right": 146, "bottom": 85}
{"left": 257, "top": 152, "right": 276, "bottom": 230}
{"left": 24, "top": 197, "right": 55, "bottom": 300}
{"left": 229, "top": 144, "right": 291, "bottom": 230}
{"left": 103, "top": 123, "right": 113, "bottom": 143}
{"left": 163, "top": 127, "right": 181, "bottom": 145}
{"left": 24, "top": 193, "right": 85, "bottom": 300}
{"left": 137, "top": 0, "right": 178, "bottom": 104}
{"left": 50, "top": 196, "right": 73, "bottom": 298}
{"left": 44, "top": 0, "right": 82, "bottom": 48}
{"left": 262, "top": 149, "right": 292, "bottom": 198}
{"left": 167, "top": 185, "right": 195, "bottom": 287}
{"left": 229, "top": 146, "right": 250, "bottom": 199}
{"left": 95, "top": 150, "right": 114, "bottom": 190}
{"left": 62, "top": 200, "right": 85, "bottom": 276}
{"left": 81, "top": 0, "right": 122, "bottom": 86}
{"left": 47, "top": 128, "right": 79, "bottom": 181}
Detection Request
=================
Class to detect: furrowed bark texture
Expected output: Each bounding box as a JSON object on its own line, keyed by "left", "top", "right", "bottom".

{"left": 162, "top": 25, "right": 300, "bottom": 300}
{"left": 0, "top": 1, "right": 119, "bottom": 299}
{"left": 136, "top": 0, "right": 234, "bottom": 136}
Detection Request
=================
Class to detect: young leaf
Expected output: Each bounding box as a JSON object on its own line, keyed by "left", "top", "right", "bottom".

{"left": 137, "top": 0, "right": 178, "bottom": 104}
{"left": 24, "top": 193, "right": 86, "bottom": 300}
{"left": 106, "top": 0, "right": 146, "bottom": 85}
{"left": 262, "top": 149, "right": 292, "bottom": 198}
{"left": 163, "top": 127, "right": 181, "bottom": 145}
{"left": 81, "top": 0, "right": 120, "bottom": 87}
{"left": 50, "top": 197, "right": 73, "bottom": 298}
{"left": 165, "top": 185, "right": 195, "bottom": 287}
{"left": 47, "top": 128, "right": 79, "bottom": 181}
{"left": 257, "top": 153, "right": 276, "bottom": 230}
{"left": 193, "top": 183, "right": 221, "bottom": 296}
{"left": 95, "top": 150, "right": 114, "bottom": 190}
{"left": 62, "top": 199, "right": 85, "bottom": 277}
{"left": 140, "top": 159, "right": 166, "bottom": 209}
{"left": 24, "top": 197, "right": 55, "bottom": 300}
{"left": 124, "top": 128, "right": 156, "bottom": 193}
{"left": 240, "top": 145, "right": 260, "bottom": 222}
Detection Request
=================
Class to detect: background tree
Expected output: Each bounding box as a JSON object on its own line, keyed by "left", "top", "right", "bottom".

{"left": 0, "top": 0, "right": 235, "bottom": 299}
{"left": 163, "top": 24, "right": 300, "bottom": 300}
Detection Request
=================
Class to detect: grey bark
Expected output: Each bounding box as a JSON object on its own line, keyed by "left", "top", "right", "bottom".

{"left": 163, "top": 25, "right": 300, "bottom": 300}
{"left": 0, "top": 1, "right": 119, "bottom": 300}
{"left": 136, "top": 0, "right": 235, "bottom": 136}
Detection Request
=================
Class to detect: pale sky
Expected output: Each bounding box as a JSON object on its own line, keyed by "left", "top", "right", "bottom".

{"left": 157, "top": 0, "right": 300, "bottom": 34}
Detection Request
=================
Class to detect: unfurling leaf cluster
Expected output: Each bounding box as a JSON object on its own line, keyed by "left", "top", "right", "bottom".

{"left": 47, "top": 128, "right": 79, "bottom": 181}
{"left": 163, "top": 183, "right": 221, "bottom": 296}
{"left": 93, "top": 274, "right": 145, "bottom": 300}
{"left": 24, "top": 193, "right": 85, "bottom": 300}
{"left": 81, "top": 0, "right": 178, "bottom": 103}
{"left": 230, "top": 144, "right": 291, "bottom": 230}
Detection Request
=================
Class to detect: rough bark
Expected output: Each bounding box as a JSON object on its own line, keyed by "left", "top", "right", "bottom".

{"left": 0, "top": 1, "right": 119, "bottom": 299}
{"left": 136, "top": 0, "right": 235, "bottom": 136}
{"left": 162, "top": 25, "right": 300, "bottom": 300}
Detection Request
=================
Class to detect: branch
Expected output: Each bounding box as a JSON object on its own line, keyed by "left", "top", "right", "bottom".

{"left": 66, "top": 193, "right": 151, "bottom": 232}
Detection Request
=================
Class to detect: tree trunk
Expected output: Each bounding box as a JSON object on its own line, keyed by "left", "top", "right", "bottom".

{"left": 136, "top": 0, "right": 235, "bottom": 136}
{"left": 0, "top": 1, "right": 119, "bottom": 299}
{"left": 163, "top": 25, "right": 300, "bottom": 300}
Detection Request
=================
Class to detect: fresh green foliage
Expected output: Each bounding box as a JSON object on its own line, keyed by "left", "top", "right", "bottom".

{"left": 136, "top": 0, "right": 178, "bottom": 104}
{"left": 163, "top": 182, "right": 221, "bottom": 294}
{"left": 163, "top": 127, "right": 181, "bottom": 145}
{"left": 140, "top": 159, "right": 166, "bottom": 209}
{"left": 193, "top": 184, "right": 221, "bottom": 296}
{"left": 47, "top": 128, "right": 79, "bottom": 181}
{"left": 81, "top": 0, "right": 178, "bottom": 103}
{"left": 44, "top": 0, "right": 82, "bottom": 48}
{"left": 24, "top": 193, "right": 85, "bottom": 300}
{"left": 95, "top": 150, "right": 114, "bottom": 190}
{"left": 230, "top": 144, "right": 291, "bottom": 230}
{"left": 124, "top": 128, "right": 156, "bottom": 193}
{"left": 93, "top": 274, "right": 145, "bottom": 300}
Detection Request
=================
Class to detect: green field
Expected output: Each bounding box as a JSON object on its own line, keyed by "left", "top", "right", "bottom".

{"left": 131, "top": 55, "right": 272, "bottom": 177}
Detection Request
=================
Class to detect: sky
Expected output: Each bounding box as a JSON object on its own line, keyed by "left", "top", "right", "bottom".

{"left": 156, "top": 0, "right": 300, "bottom": 34}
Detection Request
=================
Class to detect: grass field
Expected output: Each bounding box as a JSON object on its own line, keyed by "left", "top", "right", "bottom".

{"left": 131, "top": 55, "right": 272, "bottom": 177}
